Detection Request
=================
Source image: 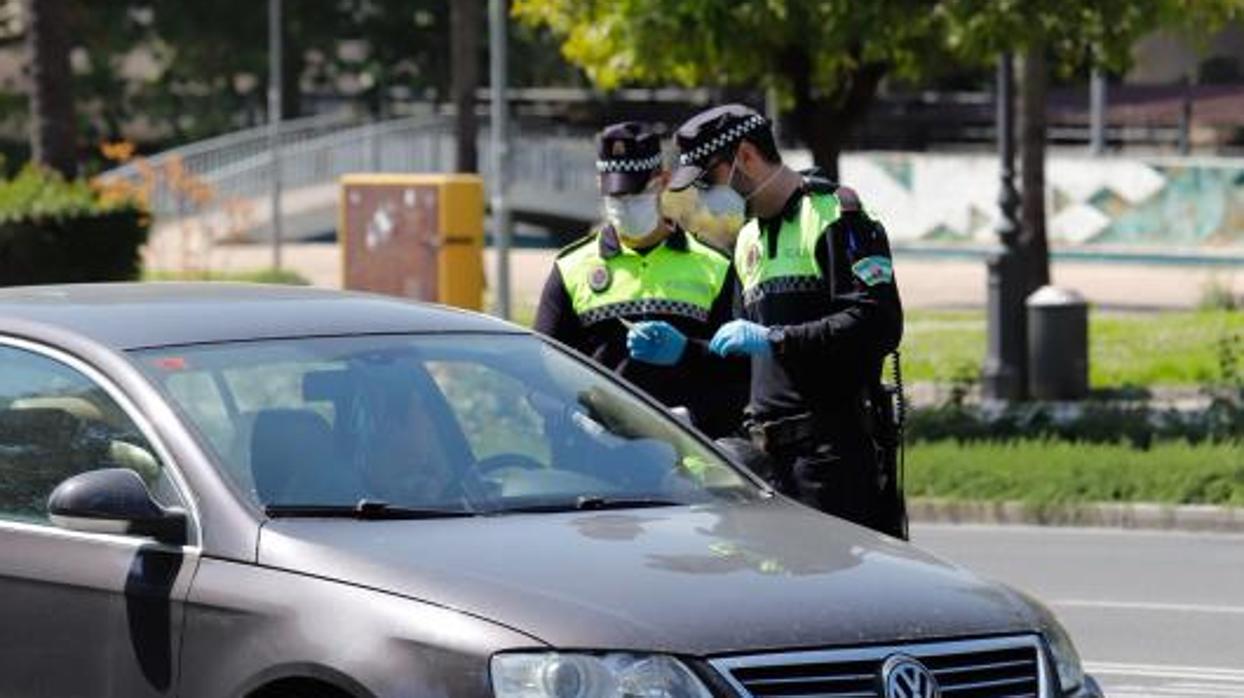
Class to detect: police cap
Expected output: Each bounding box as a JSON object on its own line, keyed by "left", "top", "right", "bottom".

{"left": 596, "top": 121, "right": 663, "bottom": 196}
{"left": 669, "top": 104, "right": 770, "bottom": 191}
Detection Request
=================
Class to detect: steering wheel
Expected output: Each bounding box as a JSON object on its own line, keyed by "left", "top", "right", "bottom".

{"left": 475, "top": 452, "right": 545, "bottom": 476}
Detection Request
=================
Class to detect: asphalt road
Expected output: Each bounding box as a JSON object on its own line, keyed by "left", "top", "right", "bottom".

{"left": 912, "top": 524, "right": 1244, "bottom": 698}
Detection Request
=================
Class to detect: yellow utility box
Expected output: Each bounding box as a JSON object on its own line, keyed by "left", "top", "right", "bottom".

{"left": 339, "top": 173, "right": 484, "bottom": 310}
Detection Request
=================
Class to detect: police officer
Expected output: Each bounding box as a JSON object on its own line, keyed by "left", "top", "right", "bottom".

{"left": 668, "top": 104, "right": 905, "bottom": 535}
{"left": 533, "top": 122, "right": 747, "bottom": 439}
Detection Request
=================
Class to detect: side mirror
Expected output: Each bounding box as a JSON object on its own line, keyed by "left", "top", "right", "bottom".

{"left": 48, "top": 468, "right": 187, "bottom": 545}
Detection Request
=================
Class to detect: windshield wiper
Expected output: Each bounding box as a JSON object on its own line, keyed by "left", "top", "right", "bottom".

{"left": 488, "top": 495, "right": 683, "bottom": 515}
{"left": 265, "top": 499, "right": 476, "bottom": 520}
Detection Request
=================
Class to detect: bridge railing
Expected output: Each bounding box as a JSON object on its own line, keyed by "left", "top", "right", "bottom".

{"left": 100, "top": 112, "right": 603, "bottom": 236}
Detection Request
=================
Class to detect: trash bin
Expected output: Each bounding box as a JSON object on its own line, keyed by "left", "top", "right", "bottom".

{"left": 1026, "top": 285, "right": 1089, "bottom": 400}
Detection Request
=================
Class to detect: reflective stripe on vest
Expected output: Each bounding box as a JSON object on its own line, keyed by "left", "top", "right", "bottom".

{"left": 734, "top": 192, "right": 840, "bottom": 307}
{"left": 557, "top": 234, "right": 729, "bottom": 327}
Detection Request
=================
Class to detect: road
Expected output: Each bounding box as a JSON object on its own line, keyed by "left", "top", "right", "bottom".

{"left": 912, "top": 524, "right": 1244, "bottom": 698}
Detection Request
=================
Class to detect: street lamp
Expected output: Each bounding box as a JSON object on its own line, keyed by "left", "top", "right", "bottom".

{"left": 268, "top": 0, "right": 283, "bottom": 270}
{"left": 982, "top": 52, "right": 1027, "bottom": 401}
{"left": 488, "top": 0, "right": 512, "bottom": 320}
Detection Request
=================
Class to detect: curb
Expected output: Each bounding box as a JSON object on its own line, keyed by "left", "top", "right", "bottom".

{"left": 908, "top": 498, "right": 1244, "bottom": 533}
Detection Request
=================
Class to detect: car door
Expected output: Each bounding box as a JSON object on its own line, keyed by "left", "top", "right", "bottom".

{"left": 0, "top": 339, "right": 200, "bottom": 698}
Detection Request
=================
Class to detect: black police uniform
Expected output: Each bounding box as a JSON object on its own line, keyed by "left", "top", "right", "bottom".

{"left": 670, "top": 105, "right": 905, "bottom": 534}
{"left": 532, "top": 122, "right": 748, "bottom": 438}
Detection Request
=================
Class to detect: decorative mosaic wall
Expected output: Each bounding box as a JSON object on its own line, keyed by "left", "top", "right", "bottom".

{"left": 817, "top": 152, "right": 1244, "bottom": 252}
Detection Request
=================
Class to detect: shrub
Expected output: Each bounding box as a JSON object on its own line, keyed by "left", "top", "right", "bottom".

{"left": 0, "top": 165, "right": 148, "bottom": 285}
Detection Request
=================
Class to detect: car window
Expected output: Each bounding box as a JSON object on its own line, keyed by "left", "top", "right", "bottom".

{"left": 0, "top": 343, "right": 177, "bottom": 526}
{"left": 137, "top": 334, "right": 758, "bottom": 513}
{"left": 427, "top": 361, "right": 551, "bottom": 466}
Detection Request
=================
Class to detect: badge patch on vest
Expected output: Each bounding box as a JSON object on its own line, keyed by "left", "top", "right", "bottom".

{"left": 588, "top": 264, "right": 612, "bottom": 292}
{"left": 851, "top": 255, "right": 893, "bottom": 286}
{"left": 743, "top": 242, "right": 761, "bottom": 276}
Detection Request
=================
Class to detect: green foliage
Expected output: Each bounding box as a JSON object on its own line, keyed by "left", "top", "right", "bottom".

{"left": 514, "top": 0, "right": 1244, "bottom": 98}
{"left": 937, "top": 0, "right": 1244, "bottom": 75}
{"left": 30, "top": 0, "right": 579, "bottom": 147}
{"left": 908, "top": 399, "right": 1244, "bottom": 448}
{"left": 512, "top": 0, "right": 941, "bottom": 92}
{"left": 907, "top": 439, "right": 1244, "bottom": 505}
{"left": 0, "top": 165, "right": 148, "bottom": 285}
{"left": 0, "top": 164, "right": 137, "bottom": 221}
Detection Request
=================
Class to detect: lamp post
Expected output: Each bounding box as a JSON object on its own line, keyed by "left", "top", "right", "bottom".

{"left": 1089, "top": 68, "right": 1107, "bottom": 156}
{"left": 268, "top": 0, "right": 283, "bottom": 270}
{"left": 488, "top": 0, "right": 511, "bottom": 320}
{"left": 982, "top": 53, "right": 1027, "bottom": 401}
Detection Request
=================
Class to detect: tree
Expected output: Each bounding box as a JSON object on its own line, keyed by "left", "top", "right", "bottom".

{"left": 512, "top": 0, "right": 942, "bottom": 181}
{"left": 24, "top": 0, "right": 77, "bottom": 176}
{"left": 939, "top": 0, "right": 1244, "bottom": 292}
{"left": 451, "top": 0, "right": 481, "bottom": 172}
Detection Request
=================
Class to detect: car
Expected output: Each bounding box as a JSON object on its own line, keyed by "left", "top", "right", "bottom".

{"left": 0, "top": 283, "right": 1102, "bottom": 698}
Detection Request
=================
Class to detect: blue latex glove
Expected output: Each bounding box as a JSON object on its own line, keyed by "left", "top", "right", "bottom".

{"left": 709, "top": 319, "right": 772, "bottom": 357}
{"left": 626, "top": 320, "right": 687, "bottom": 366}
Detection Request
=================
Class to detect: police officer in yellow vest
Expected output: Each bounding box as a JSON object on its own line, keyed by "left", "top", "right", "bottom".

{"left": 533, "top": 122, "right": 747, "bottom": 439}
{"left": 668, "top": 105, "right": 905, "bottom": 536}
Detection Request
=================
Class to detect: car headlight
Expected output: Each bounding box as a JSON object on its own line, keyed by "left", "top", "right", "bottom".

{"left": 1042, "top": 614, "right": 1086, "bottom": 694}
{"left": 1011, "top": 591, "right": 1085, "bottom": 694}
{"left": 491, "top": 653, "right": 714, "bottom": 698}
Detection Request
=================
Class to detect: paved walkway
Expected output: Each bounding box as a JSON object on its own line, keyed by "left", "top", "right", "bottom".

{"left": 143, "top": 239, "right": 1244, "bottom": 312}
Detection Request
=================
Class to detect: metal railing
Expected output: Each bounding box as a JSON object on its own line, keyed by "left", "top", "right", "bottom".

{"left": 100, "top": 112, "right": 602, "bottom": 237}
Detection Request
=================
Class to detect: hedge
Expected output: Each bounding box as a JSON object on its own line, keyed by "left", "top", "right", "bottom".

{"left": 0, "top": 165, "right": 148, "bottom": 285}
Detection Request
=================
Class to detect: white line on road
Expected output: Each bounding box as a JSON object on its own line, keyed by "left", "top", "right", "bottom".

{"left": 1055, "top": 599, "right": 1244, "bottom": 615}
{"left": 1087, "top": 662, "right": 1244, "bottom": 681}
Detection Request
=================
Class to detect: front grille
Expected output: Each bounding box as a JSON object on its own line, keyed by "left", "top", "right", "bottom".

{"left": 710, "top": 636, "right": 1046, "bottom": 698}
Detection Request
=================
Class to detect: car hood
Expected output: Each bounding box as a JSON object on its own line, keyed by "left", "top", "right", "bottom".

{"left": 258, "top": 498, "right": 1033, "bottom": 655}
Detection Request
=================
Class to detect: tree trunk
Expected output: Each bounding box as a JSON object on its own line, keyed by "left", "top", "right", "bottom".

{"left": 1018, "top": 43, "right": 1050, "bottom": 293}
{"left": 25, "top": 0, "right": 77, "bottom": 177}
{"left": 281, "top": 38, "right": 303, "bottom": 120}
{"left": 783, "top": 48, "right": 885, "bottom": 182}
{"left": 451, "top": 0, "right": 481, "bottom": 173}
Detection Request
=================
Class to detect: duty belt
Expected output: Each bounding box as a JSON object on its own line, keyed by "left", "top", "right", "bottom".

{"left": 745, "top": 412, "right": 820, "bottom": 454}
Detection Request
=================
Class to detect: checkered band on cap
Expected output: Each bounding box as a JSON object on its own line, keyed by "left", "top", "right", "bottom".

{"left": 596, "top": 154, "right": 662, "bottom": 173}
{"left": 679, "top": 115, "right": 767, "bottom": 166}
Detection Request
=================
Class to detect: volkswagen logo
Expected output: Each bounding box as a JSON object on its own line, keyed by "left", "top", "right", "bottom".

{"left": 880, "top": 654, "right": 940, "bottom": 698}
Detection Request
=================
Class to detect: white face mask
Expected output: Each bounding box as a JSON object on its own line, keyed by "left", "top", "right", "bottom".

{"left": 604, "top": 193, "right": 661, "bottom": 242}
{"left": 699, "top": 184, "right": 746, "bottom": 219}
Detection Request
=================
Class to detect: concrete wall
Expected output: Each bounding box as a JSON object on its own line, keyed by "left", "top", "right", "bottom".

{"left": 786, "top": 151, "right": 1244, "bottom": 254}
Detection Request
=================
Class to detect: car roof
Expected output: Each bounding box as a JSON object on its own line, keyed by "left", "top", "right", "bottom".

{"left": 0, "top": 283, "right": 522, "bottom": 350}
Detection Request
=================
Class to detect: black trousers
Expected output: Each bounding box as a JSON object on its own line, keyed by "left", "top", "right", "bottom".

{"left": 769, "top": 431, "right": 885, "bottom": 532}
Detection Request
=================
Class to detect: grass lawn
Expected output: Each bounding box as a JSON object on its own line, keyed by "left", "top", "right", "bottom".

{"left": 903, "top": 309, "right": 1244, "bottom": 387}
{"left": 906, "top": 438, "right": 1244, "bottom": 506}
{"left": 142, "top": 268, "right": 310, "bottom": 285}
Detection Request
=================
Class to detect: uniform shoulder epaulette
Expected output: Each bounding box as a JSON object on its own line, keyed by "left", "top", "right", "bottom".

{"left": 556, "top": 231, "right": 597, "bottom": 258}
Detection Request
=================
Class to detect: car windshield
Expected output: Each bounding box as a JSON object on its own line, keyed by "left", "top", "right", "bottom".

{"left": 134, "top": 333, "right": 758, "bottom": 515}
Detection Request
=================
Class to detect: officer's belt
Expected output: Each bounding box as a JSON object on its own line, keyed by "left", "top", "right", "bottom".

{"left": 746, "top": 392, "right": 878, "bottom": 453}
{"left": 745, "top": 412, "right": 821, "bottom": 453}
